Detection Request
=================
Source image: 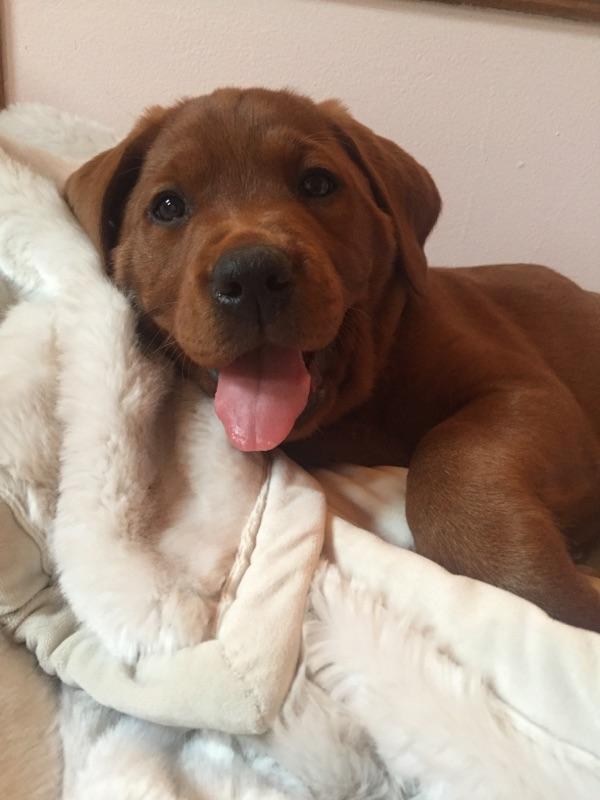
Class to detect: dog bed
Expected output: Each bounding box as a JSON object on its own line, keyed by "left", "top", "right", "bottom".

{"left": 1, "top": 104, "right": 599, "bottom": 800}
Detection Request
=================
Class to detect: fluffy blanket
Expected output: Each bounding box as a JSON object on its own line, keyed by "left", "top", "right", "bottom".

{"left": 1, "top": 104, "right": 600, "bottom": 800}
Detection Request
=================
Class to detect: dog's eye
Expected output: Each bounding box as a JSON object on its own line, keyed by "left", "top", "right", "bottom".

{"left": 149, "top": 191, "right": 187, "bottom": 224}
{"left": 299, "top": 169, "right": 338, "bottom": 199}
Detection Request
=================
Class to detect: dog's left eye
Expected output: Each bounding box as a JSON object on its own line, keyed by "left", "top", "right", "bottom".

{"left": 149, "top": 191, "right": 187, "bottom": 224}
{"left": 299, "top": 169, "right": 338, "bottom": 199}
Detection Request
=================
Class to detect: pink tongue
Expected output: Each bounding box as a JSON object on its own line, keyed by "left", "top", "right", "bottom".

{"left": 215, "top": 345, "right": 311, "bottom": 452}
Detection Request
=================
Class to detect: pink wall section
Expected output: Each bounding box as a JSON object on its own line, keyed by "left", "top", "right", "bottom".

{"left": 3, "top": 0, "right": 599, "bottom": 289}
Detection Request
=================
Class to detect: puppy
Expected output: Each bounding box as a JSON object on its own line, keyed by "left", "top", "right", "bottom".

{"left": 65, "top": 88, "right": 600, "bottom": 631}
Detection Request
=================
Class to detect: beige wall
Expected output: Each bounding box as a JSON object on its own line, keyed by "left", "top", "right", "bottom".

{"left": 4, "top": 0, "right": 599, "bottom": 289}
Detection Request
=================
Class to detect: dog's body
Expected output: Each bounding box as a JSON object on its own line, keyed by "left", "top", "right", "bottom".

{"left": 288, "top": 264, "right": 600, "bottom": 469}
{"left": 65, "top": 88, "right": 600, "bottom": 631}
{"left": 288, "top": 263, "right": 600, "bottom": 630}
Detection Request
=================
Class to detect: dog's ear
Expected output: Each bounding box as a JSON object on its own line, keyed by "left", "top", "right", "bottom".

{"left": 64, "top": 105, "right": 169, "bottom": 269}
{"left": 320, "top": 100, "right": 441, "bottom": 295}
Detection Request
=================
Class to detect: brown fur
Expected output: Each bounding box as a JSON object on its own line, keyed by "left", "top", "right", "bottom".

{"left": 65, "top": 88, "right": 600, "bottom": 631}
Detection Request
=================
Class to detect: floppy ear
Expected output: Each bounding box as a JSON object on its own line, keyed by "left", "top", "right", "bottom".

{"left": 64, "top": 105, "right": 169, "bottom": 270}
{"left": 320, "top": 100, "right": 441, "bottom": 295}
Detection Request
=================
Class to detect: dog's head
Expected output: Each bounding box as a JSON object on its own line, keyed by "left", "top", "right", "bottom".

{"left": 66, "top": 88, "right": 440, "bottom": 451}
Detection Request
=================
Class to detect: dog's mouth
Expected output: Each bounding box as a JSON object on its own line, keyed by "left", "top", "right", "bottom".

{"left": 134, "top": 301, "right": 327, "bottom": 452}
{"left": 212, "top": 345, "right": 321, "bottom": 452}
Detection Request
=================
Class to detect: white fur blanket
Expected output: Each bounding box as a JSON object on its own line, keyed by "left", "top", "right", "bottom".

{"left": 1, "top": 105, "right": 600, "bottom": 800}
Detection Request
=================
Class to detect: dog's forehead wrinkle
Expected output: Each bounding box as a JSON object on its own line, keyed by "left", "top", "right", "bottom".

{"left": 186, "top": 87, "right": 328, "bottom": 148}
{"left": 144, "top": 134, "right": 321, "bottom": 205}
{"left": 148, "top": 94, "right": 336, "bottom": 191}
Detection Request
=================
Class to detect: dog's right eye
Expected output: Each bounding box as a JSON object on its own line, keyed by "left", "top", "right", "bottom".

{"left": 149, "top": 191, "right": 187, "bottom": 224}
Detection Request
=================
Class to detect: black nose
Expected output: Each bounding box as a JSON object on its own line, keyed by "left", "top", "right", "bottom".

{"left": 211, "top": 245, "right": 294, "bottom": 324}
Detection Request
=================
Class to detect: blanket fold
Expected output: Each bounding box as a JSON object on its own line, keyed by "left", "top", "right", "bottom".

{"left": 0, "top": 127, "right": 325, "bottom": 733}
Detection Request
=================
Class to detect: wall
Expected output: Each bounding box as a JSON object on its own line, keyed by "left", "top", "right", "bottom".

{"left": 3, "top": 0, "right": 599, "bottom": 288}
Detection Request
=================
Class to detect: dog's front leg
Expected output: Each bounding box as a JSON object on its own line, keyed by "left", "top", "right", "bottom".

{"left": 405, "top": 388, "right": 600, "bottom": 632}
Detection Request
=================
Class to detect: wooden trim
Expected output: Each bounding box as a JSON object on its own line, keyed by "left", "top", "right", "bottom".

{"left": 0, "top": 3, "right": 5, "bottom": 109}
{"left": 430, "top": 0, "right": 600, "bottom": 23}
